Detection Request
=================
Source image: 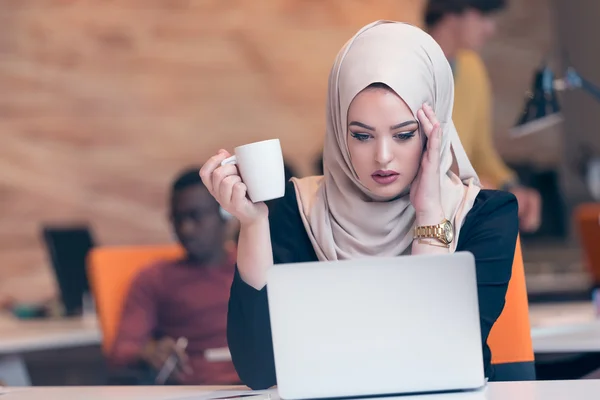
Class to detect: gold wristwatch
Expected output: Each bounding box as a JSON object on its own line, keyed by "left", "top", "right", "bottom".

{"left": 413, "top": 219, "right": 454, "bottom": 248}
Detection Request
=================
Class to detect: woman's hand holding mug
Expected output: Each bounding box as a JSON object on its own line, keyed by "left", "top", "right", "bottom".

{"left": 201, "top": 139, "right": 285, "bottom": 290}
{"left": 200, "top": 139, "right": 285, "bottom": 227}
{"left": 200, "top": 149, "right": 269, "bottom": 226}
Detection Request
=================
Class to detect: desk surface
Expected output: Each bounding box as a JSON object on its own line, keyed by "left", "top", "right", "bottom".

{"left": 0, "top": 301, "right": 598, "bottom": 356}
{"left": 0, "top": 314, "right": 101, "bottom": 354}
{"left": 3, "top": 381, "right": 600, "bottom": 400}
{"left": 529, "top": 302, "right": 596, "bottom": 329}
{"left": 532, "top": 321, "right": 600, "bottom": 353}
{"left": 529, "top": 302, "right": 600, "bottom": 353}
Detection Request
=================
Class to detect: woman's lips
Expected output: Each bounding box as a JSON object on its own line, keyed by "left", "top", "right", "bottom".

{"left": 371, "top": 170, "right": 399, "bottom": 185}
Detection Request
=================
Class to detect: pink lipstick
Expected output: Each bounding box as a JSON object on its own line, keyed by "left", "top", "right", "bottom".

{"left": 371, "top": 170, "right": 399, "bottom": 185}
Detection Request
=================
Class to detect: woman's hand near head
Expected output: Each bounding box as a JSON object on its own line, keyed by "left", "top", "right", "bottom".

{"left": 410, "top": 104, "right": 445, "bottom": 226}
{"left": 200, "top": 149, "right": 268, "bottom": 227}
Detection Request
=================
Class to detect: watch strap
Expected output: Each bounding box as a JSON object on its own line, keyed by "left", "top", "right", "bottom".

{"left": 413, "top": 224, "right": 445, "bottom": 240}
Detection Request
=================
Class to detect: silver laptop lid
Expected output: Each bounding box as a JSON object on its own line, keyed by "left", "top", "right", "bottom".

{"left": 266, "top": 252, "right": 485, "bottom": 400}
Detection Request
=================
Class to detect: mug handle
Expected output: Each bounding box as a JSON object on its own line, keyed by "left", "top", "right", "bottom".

{"left": 221, "top": 155, "right": 237, "bottom": 166}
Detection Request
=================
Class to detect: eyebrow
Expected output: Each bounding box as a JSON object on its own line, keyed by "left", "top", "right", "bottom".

{"left": 348, "top": 121, "right": 375, "bottom": 130}
{"left": 391, "top": 120, "right": 419, "bottom": 130}
{"left": 348, "top": 120, "right": 419, "bottom": 131}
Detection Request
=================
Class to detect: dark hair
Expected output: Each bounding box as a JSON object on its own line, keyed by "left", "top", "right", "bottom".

{"left": 366, "top": 82, "right": 393, "bottom": 91}
{"left": 171, "top": 166, "right": 205, "bottom": 194}
{"left": 425, "top": 0, "right": 506, "bottom": 28}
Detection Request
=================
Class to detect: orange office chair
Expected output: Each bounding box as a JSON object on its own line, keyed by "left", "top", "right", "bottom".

{"left": 574, "top": 203, "right": 600, "bottom": 285}
{"left": 487, "top": 236, "right": 536, "bottom": 381}
{"left": 87, "top": 244, "right": 185, "bottom": 354}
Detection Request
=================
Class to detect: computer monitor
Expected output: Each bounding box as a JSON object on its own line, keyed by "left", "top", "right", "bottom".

{"left": 41, "top": 225, "right": 95, "bottom": 316}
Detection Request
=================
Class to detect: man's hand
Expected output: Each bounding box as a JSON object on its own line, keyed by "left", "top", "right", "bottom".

{"left": 140, "top": 337, "right": 193, "bottom": 383}
{"left": 481, "top": 177, "right": 542, "bottom": 233}
{"left": 510, "top": 186, "right": 542, "bottom": 233}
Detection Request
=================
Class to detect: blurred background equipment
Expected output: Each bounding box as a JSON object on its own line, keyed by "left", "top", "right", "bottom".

{"left": 41, "top": 225, "right": 96, "bottom": 317}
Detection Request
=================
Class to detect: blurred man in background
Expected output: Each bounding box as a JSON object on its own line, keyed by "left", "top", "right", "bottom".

{"left": 109, "top": 168, "right": 238, "bottom": 385}
{"left": 425, "top": 0, "right": 541, "bottom": 232}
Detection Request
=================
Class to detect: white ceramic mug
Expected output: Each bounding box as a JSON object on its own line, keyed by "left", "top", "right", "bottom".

{"left": 220, "top": 139, "right": 285, "bottom": 203}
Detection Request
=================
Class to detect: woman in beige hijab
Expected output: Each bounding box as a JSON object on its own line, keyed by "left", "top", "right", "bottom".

{"left": 201, "top": 21, "right": 518, "bottom": 388}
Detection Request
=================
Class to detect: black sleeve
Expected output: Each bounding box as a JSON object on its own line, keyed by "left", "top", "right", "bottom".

{"left": 456, "top": 190, "right": 519, "bottom": 380}
{"left": 227, "top": 181, "right": 316, "bottom": 389}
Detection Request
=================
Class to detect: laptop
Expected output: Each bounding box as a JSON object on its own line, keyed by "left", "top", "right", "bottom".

{"left": 266, "top": 252, "right": 485, "bottom": 400}
{"left": 41, "top": 225, "right": 95, "bottom": 316}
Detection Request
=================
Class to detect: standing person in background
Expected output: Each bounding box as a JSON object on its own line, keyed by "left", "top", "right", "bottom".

{"left": 425, "top": 0, "right": 541, "bottom": 232}
{"left": 109, "top": 168, "right": 239, "bottom": 385}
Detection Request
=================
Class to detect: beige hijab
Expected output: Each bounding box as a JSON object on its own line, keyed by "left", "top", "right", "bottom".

{"left": 291, "top": 20, "right": 481, "bottom": 261}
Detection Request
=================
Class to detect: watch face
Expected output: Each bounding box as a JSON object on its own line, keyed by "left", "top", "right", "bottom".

{"left": 443, "top": 221, "right": 454, "bottom": 243}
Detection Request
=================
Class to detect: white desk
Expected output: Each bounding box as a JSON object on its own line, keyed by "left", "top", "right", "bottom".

{"left": 0, "top": 314, "right": 101, "bottom": 354}
{"left": 2, "top": 381, "right": 600, "bottom": 400}
{"left": 529, "top": 302, "right": 600, "bottom": 354}
{"left": 0, "top": 314, "right": 101, "bottom": 386}
{"left": 532, "top": 321, "right": 600, "bottom": 353}
{"left": 529, "top": 302, "right": 596, "bottom": 330}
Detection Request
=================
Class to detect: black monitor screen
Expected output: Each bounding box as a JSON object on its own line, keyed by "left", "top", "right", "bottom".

{"left": 42, "top": 225, "right": 95, "bottom": 316}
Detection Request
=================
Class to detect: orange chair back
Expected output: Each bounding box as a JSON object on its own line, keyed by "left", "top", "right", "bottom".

{"left": 87, "top": 244, "right": 185, "bottom": 353}
{"left": 575, "top": 203, "right": 600, "bottom": 284}
{"left": 487, "top": 236, "right": 535, "bottom": 380}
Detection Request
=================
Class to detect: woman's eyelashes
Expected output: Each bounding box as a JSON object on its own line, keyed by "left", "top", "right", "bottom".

{"left": 393, "top": 129, "right": 418, "bottom": 141}
{"left": 349, "top": 132, "right": 371, "bottom": 142}
{"left": 349, "top": 128, "right": 418, "bottom": 142}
